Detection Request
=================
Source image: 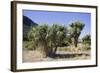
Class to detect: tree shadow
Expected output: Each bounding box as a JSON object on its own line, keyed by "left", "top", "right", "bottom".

{"left": 49, "top": 53, "right": 76, "bottom": 58}
{"left": 48, "top": 52, "right": 89, "bottom": 59}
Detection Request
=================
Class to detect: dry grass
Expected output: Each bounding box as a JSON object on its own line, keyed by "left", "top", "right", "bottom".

{"left": 23, "top": 49, "right": 91, "bottom": 63}
{"left": 23, "top": 41, "right": 91, "bottom": 62}
{"left": 23, "top": 50, "right": 45, "bottom": 62}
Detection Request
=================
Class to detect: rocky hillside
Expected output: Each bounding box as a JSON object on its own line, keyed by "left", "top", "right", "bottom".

{"left": 23, "top": 15, "right": 38, "bottom": 40}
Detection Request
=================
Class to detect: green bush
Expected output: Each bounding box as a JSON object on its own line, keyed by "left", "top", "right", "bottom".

{"left": 23, "top": 41, "right": 35, "bottom": 50}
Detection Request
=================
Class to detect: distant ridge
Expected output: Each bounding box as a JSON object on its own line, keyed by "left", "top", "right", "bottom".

{"left": 23, "top": 15, "right": 38, "bottom": 26}
{"left": 23, "top": 15, "right": 38, "bottom": 40}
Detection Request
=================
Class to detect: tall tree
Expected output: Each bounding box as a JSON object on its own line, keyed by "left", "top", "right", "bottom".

{"left": 69, "top": 21, "right": 85, "bottom": 47}
{"left": 28, "top": 25, "right": 49, "bottom": 57}
{"left": 28, "top": 24, "right": 67, "bottom": 56}
{"left": 48, "top": 24, "right": 67, "bottom": 54}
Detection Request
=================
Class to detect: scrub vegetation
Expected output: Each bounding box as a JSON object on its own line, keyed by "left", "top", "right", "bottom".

{"left": 23, "top": 21, "right": 91, "bottom": 62}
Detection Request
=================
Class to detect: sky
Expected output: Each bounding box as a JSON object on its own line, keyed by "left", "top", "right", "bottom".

{"left": 23, "top": 10, "right": 91, "bottom": 39}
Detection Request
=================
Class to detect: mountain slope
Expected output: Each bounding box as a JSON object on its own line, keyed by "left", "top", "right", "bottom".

{"left": 23, "top": 15, "right": 38, "bottom": 40}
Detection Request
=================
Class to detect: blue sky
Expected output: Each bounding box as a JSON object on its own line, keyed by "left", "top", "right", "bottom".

{"left": 23, "top": 10, "right": 91, "bottom": 39}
